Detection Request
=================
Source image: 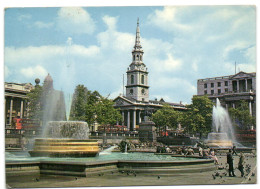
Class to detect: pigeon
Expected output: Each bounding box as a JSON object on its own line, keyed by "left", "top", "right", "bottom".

{"left": 212, "top": 174, "right": 216, "bottom": 180}
{"left": 157, "top": 176, "right": 160, "bottom": 179}
{"left": 75, "top": 177, "right": 78, "bottom": 180}
{"left": 35, "top": 178, "right": 40, "bottom": 182}
{"left": 252, "top": 173, "right": 255, "bottom": 177}
{"left": 215, "top": 172, "right": 220, "bottom": 176}
{"left": 134, "top": 173, "right": 137, "bottom": 177}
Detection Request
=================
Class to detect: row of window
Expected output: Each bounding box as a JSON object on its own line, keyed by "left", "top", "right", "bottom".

{"left": 133, "top": 54, "right": 143, "bottom": 61}
{"left": 131, "top": 75, "right": 145, "bottom": 84}
{"left": 204, "top": 88, "right": 228, "bottom": 95}
{"left": 129, "top": 88, "right": 146, "bottom": 95}
{"left": 204, "top": 81, "right": 228, "bottom": 88}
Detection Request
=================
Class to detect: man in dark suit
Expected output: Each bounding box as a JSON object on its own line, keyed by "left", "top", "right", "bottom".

{"left": 227, "top": 149, "right": 236, "bottom": 177}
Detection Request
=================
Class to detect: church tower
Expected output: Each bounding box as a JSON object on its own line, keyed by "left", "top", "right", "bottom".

{"left": 126, "top": 18, "right": 149, "bottom": 102}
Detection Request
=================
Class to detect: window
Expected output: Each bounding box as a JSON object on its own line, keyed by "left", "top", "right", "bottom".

{"left": 225, "top": 81, "right": 228, "bottom": 86}
{"left": 211, "top": 83, "right": 214, "bottom": 88}
{"left": 204, "top": 90, "right": 207, "bottom": 95}
{"left": 130, "top": 89, "right": 133, "bottom": 94}
{"left": 211, "top": 90, "right": 214, "bottom": 95}
{"left": 218, "top": 82, "right": 221, "bottom": 87}
{"left": 204, "top": 83, "right": 207, "bottom": 88}
{"left": 131, "top": 75, "right": 134, "bottom": 84}
{"left": 133, "top": 55, "right": 135, "bottom": 61}
{"left": 218, "top": 89, "right": 221, "bottom": 94}
{"left": 142, "top": 89, "right": 145, "bottom": 94}
{"left": 141, "top": 75, "right": 145, "bottom": 84}
{"left": 225, "top": 88, "right": 228, "bottom": 93}
{"left": 140, "top": 55, "right": 142, "bottom": 61}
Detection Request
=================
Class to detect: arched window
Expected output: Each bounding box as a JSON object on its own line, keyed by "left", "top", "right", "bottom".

{"left": 130, "top": 89, "right": 133, "bottom": 94}
{"left": 140, "top": 55, "right": 142, "bottom": 61}
{"left": 133, "top": 55, "right": 135, "bottom": 61}
{"left": 136, "top": 55, "right": 139, "bottom": 60}
{"left": 131, "top": 75, "right": 134, "bottom": 84}
{"left": 141, "top": 75, "right": 144, "bottom": 84}
{"left": 141, "top": 89, "right": 145, "bottom": 94}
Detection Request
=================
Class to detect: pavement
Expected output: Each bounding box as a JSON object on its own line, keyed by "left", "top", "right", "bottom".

{"left": 6, "top": 153, "right": 257, "bottom": 188}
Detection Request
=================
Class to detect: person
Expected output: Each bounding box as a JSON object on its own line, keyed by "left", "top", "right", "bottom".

{"left": 209, "top": 149, "right": 219, "bottom": 165}
{"left": 181, "top": 146, "right": 187, "bottom": 155}
{"left": 227, "top": 149, "right": 236, "bottom": 177}
{"left": 232, "top": 145, "right": 238, "bottom": 155}
{"left": 238, "top": 152, "right": 245, "bottom": 177}
{"left": 198, "top": 146, "right": 203, "bottom": 157}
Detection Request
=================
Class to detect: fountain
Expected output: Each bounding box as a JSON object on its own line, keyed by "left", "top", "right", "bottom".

{"left": 205, "top": 98, "right": 234, "bottom": 148}
{"left": 29, "top": 121, "right": 99, "bottom": 157}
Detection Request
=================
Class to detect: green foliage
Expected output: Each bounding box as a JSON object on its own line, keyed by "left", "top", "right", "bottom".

{"left": 69, "top": 85, "right": 121, "bottom": 127}
{"left": 69, "top": 85, "right": 88, "bottom": 121}
{"left": 152, "top": 104, "right": 180, "bottom": 133}
{"left": 95, "top": 98, "right": 122, "bottom": 126}
{"left": 228, "top": 100, "right": 255, "bottom": 129}
{"left": 180, "top": 95, "right": 213, "bottom": 137}
{"left": 26, "top": 85, "right": 43, "bottom": 120}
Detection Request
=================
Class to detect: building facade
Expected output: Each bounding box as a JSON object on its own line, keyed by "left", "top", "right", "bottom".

{"left": 197, "top": 71, "right": 256, "bottom": 116}
{"left": 5, "top": 82, "right": 34, "bottom": 128}
{"left": 114, "top": 19, "right": 186, "bottom": 131}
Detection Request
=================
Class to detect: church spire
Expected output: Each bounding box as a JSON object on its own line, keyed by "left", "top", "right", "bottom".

{"left": 134, "top": 18, "right": 142, "bottom": 50}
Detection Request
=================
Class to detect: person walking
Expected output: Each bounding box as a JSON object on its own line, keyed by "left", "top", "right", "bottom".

{"left": 227, "top": 149, "right": 236, "bottom": 177}
{"left": 232, "top": 145, "right": 238, "bottom": 155}
{"left": 238, "top": 152, "right": 245, "bottom": 177}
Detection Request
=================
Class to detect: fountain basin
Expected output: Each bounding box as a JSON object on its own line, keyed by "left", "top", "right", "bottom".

{"left": 205, "top": 132, "right": 233, "bottom": 148}
{"left": 29, "top": 138, "right": 99, "bottom": 157}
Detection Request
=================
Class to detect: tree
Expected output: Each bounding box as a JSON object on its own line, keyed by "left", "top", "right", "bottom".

{"left": 95, "top": 98, "right": 122, "bottom": 127}
{"left": 85, "top": 90, "right": 102, "bottom": 126}
{"left": 180, "top": 95, "right": 213, "bottom": 138}
{"left": 69, "top": 85, "right": 88, "bottom": 121}
{"left": 152, "top": 104, "right": 180, "bottom": 135}
{"left": 27, "top": 85, "right": 43, "bottom": 120}
{"left": 228, "top": 100, "right": 255, "bottom": 130}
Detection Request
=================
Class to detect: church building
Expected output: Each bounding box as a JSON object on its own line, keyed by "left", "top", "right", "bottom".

{"left": 114, "top": 19, "right": 186, "bottom": 131}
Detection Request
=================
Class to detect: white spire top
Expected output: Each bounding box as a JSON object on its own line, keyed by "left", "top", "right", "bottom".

{"left": 134, "top": 18, "right": 142, "bottom": 50}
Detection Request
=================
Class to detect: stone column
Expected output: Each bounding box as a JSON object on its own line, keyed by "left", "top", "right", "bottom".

{"left": 127, "top": 110, "right": 130, "bottom": 130}
{"left": 139, "top": 110, "right": 142, "bottom": 123}
{"left": 9, "top": 97, "right": 13, "bottom": 125}
{"left": 133, "top": 109, "right": 136, "bottom": 130}
{"left": 245, "top": 79, "right": 248, "bottom": 92}
{"left": 122, "top": 111, "right": 125, "bottom": 125}
{"left": 20, "top": 100, "right": 24, "bottom": 118}
{"left": 225, "top": 104, "right": 228, "bottom": 110}
{"left": 249, "top": 101, "right": 252, "bottom": 115}
{"left": 232, "top": 102, "right": 235, "bottom": 109}
{"left": 237, "top": 80, "right": 239, "bottom": 92}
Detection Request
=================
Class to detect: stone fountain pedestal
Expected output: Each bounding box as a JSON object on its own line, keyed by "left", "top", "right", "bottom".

{"left": 29, "top": 138, "right": 99, "bottom": 157}
{"left": 29, "top": 121, "right": 99, "bottom": 157}
{"left": 205, "top": 132, "right": 233, "bottom": 148}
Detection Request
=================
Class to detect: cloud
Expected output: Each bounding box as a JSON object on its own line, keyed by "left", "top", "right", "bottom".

{"left": 20, "top": 65, "right": 48, "bottom": 79}
{"left": 5, "top": 44, "right": 100, "bottom": 65}
{"left": 102, "top": 15, "right": 118, "bottom": 30}
{"left": 34, "top": 21, "right": 54, "bottom": 29}
{"left": 4, "top": 65, "right": 10, "bottom": 78}
{"left": 147, "top": 6, "right": 191, "bottom": 33}
{"left": 17, "top": 14, "right": 31, "bottom": 21}
{"left": 56, "top": 7, "right": 95, "bottom": 34}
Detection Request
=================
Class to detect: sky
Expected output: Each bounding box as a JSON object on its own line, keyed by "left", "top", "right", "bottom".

{"left": 4, "top": 5, "right": 256, "bottom": 104}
